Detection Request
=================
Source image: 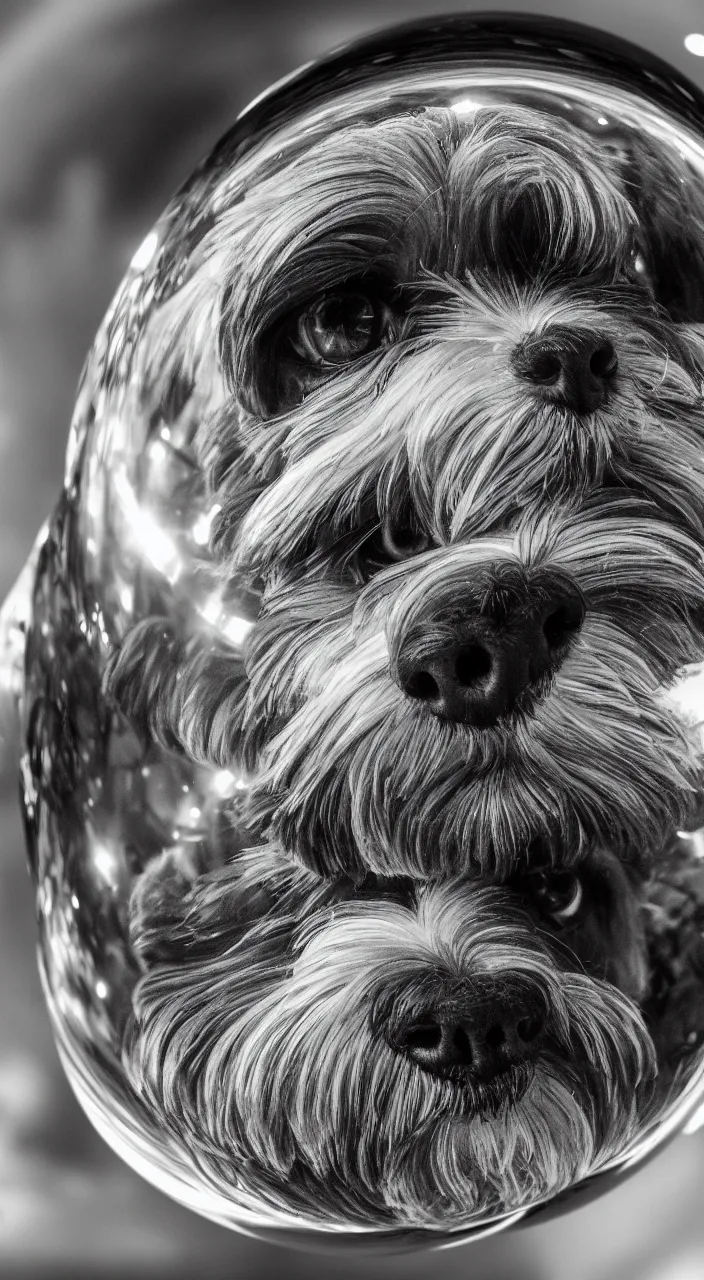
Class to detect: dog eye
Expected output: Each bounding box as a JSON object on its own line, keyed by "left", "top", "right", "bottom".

{"left": 624, "top": 238, "right": 653, "bottom": 290}
{"left": 530, "top": 871, "right": 583, "bottom": 923}
{"left": 341, "top": 514, "right": 433, "bottom": 585}
{"left": 629, "top": 250, "right": 650, "bottom": 281}
{"left": 380, "top": 519, "right": 431, "bottom": 561}
{"left": 350, "top": 518, "right": 430, "bottom": 580}
{"left": 290, "top": 288, "right": 393, "bottom": 367}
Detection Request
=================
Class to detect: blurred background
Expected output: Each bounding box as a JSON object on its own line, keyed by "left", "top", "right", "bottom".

{"left": 2, "top": 1, "right": 704, "bottom": 1276}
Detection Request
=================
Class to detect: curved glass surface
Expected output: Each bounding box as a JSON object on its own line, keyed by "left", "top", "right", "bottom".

{"left": 3, "top": 13, "right": 704, "bottom": 1250}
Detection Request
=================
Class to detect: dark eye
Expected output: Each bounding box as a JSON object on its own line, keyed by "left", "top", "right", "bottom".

{"left": 529, "top": 870, "right": 583, "bottom": 924}
{"left": 345, "top": 516, "right": 431, "bottom": 583}
{"left": 624, "top": 236, "right": 653, "bottom": 290}
{"left": 380, "top": 518, "right": 431, "bottom": 562}
{"left": 291, "top": 287, "right": 394, "bottom": 368}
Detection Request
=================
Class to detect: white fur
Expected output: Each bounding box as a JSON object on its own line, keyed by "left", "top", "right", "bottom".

{"left": 126, "top": 873, "right": 655, "bottom": 1230}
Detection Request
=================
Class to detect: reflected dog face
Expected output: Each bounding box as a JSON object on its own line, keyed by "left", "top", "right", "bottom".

{"left": 124, "top": 843, "right": 655, "bottom": 1230}
{"left": 107, "top": 103, "right": 704, "bottom": 880}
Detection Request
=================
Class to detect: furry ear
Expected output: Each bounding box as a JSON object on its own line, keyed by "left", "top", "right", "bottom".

{"left": 644, "top": 843, "right": 704, "bottom": 1070}
{"left": 128, "top": 847, "right": 280, "bottom": 970}
{"left": 128, "top": 845, "right": 208, "bottom": 968}
{"left": 128, "top": 841, "right": 332, "bottom": 971}
{"left": 103, "top": 615, "right": 248, "bottom": 766}
{"left": 538, "top": 111, "right": 704, "bottom": 320}
{"left": 619, "top": 130, "right": 704, "bottom": 321}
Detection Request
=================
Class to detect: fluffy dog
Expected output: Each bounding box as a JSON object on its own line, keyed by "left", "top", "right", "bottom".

{"left": 123, "top": 840, "right": 660, "bottom": 1230}
{"left": 104, "top": 101, "right": 704, "bottom": 883}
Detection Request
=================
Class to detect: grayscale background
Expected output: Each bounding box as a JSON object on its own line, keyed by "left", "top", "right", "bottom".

{"left": 1, "top": 2, "right": 703, "bottom": 1277}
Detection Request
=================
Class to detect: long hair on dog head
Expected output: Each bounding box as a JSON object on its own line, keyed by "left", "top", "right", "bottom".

{"left": 137, "top": 106, "right": 704, "bottom": 560}
{"left": 105, "top": 103, "right": 704, "bottom": 880}
{"left": 124, "top": 843, "right": 656, "bottom": 1230}
{"left": 199, "top": 104, "right": 704, "bottom": 562}
{"left": 234, "top": 497, "right": 704, "bottom": 880}
{"left": 107, "top": 497, "right": 704, "bottom": 883}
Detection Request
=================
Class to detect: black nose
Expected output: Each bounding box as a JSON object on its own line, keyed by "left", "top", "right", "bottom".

{"left": 394, "top": 578, "right": 584, "bottom": 727}
{"left": 389, "top": 984, "right": 547, "bottom": 1082}
{"left": 512, "top": 326, "right": 618, "bottom": 415}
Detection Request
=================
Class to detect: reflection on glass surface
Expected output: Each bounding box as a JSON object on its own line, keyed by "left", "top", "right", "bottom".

{"left": 3, "top": 13, "right": 704, "bottom": 1251}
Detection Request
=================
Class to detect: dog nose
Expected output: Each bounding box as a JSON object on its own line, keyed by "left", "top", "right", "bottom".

{"left": 394, "top": 581, "right": 584, "bottom": 727}
{"left": 512, "top": 326, "right": 618, "bottom": 415}
{"left": 389, "top": 985, "right": 547, "bottom": 1081}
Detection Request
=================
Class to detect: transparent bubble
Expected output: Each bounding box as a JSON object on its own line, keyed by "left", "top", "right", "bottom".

{"left": 4, "top": 13, "right": 704, "bottom": 1251}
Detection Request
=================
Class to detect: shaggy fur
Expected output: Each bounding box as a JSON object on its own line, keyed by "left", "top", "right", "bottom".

{"left": 104, "top": 102, "right": 704, "bottom": 881}
{"left": 124, "top": 841, "right": 656, "bottom": 1230}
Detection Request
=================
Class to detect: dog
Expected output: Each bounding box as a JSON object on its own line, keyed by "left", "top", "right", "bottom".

{"left": 104, "top": 102, "right": 704, "bottom": 883}
{"left": 19, "top": 505, "right": 704, "bottom": 1235}
{"left": 123, "top": 837, "right": 664, "bottom": 1231}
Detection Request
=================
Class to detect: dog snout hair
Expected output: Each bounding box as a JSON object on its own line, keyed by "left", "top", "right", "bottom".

{"left": 387, "top": 973, "right": 548, "bottom": 1082}
{"left": 390, "top": 560, "right": 586, "bottom": 726}
{"left": 124, "top": 853, "right": 658, "bottom": 1229}
{"left": 511, "top": 325, "right": 618, "bottom": 416}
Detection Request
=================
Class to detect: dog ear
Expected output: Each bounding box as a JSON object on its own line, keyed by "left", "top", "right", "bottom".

{"left": 127, "top": 848, "right": 264, "bottom": 970}
{"left": 615, "top": 129, "right": 704, "bottom": 321}
{"left": 103, "top": 615, "right": 248, "bottom": 766}
{"left": 128, "top": 846, "right": 207, "bottom": 968}
{"left": 645, "top": 841, "right": 704, "bottom": 1070}
{"left": 128, "top": 842, "right": 328, "bottom": 970}
{"left": 550, "top": 113, "right": 704, "bottom": 320}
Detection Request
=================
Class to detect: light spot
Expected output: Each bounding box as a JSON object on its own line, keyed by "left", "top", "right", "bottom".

{"left": 91, "top": 839, "right": 117, "bottom": 881}
{"left": 211, "top": 769, "right": 237, "bottom": 797}
{"left": 149, "top": 440, "right": 167, "bottom": 465}
{"left": 199, "top": 596, "right": 222, "bottom": 626}
{"left": 685, "top": 33, "right": 704, "bottom": 56}
{"left": 684, "top": 1097, "right": 704, "bottom": 1132}
{"left": 452, "top": 97, "right": 484, "bottom": 115}
{"left": 192, "top": 502, "right": 222, "bottom": 547}
{"left": 130, "top": 229, "right": 159, "bottom": 271}
{"left": 222, "top": 614, "right": 254, "bottom": 646}
{"left": 112, "top": 470, "right": 182, "bottom": 583}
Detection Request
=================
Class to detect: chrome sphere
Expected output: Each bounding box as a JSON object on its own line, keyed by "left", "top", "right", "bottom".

{"left": 4, "top": 13, "right": 704, "bottom": 1252}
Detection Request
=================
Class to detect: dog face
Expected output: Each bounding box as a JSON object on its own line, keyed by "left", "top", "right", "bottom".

{"left": 237, "top": 501, "right": 704, "bottom": 879}
{"left": 106, "top": 103, "right": 704, "bottom": 882}
{"left": 124, "top": 842, "right": 655, "bottom": 1230}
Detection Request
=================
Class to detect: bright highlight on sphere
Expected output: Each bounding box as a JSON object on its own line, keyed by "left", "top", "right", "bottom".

{"left": 685, "top": 34, "right": 704, "bottom": 57}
